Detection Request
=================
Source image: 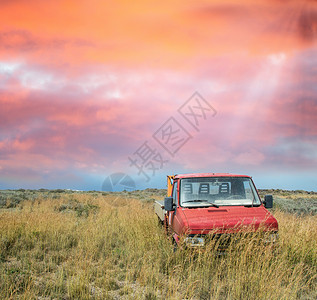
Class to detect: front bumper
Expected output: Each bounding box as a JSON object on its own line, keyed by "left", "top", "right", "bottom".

{"left": 182, "top": 231, "right": 279, "bottom": 249}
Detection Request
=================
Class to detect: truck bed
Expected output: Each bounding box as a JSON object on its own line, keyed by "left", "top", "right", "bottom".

{"left": 154, "top": 200, "right": 165, "bottom": 221}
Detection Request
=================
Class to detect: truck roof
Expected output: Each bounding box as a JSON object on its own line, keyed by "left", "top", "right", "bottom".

{"left": 173, "top": 173, "right": 251, "bottom": 179}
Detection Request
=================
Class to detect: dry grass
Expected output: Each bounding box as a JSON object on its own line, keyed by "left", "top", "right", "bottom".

{"left": 0, "top": 192, "right": 316, "bottom": 299}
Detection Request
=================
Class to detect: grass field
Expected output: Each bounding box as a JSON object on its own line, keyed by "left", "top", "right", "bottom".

{"left": 0, "top": 189, "right": 316, "bottom": 299}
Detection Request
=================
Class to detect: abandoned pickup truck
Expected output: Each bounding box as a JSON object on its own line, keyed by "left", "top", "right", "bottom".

{"left": 154, "top": 173, "right": 278, "bottom": 249}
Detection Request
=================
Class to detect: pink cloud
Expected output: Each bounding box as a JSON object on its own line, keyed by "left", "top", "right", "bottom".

{"left": 0, "top": 0, "right": 316, "bottom": 189}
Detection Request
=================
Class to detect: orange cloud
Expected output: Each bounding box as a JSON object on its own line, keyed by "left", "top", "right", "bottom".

{"left": 1, "top": 0, "right": 315, "bottom": 68}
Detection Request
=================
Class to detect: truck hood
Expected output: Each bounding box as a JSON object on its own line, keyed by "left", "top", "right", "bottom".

{"left": 181, "top": 206, "right": 278, "bottom": 234}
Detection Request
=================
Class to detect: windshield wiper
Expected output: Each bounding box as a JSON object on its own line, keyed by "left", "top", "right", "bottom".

{"left": 182, "top": 200, "right": 219, "bottom": 208}
{"left": 182, "top": 200, "right": 204, "bottom": 203}
{"left": 244, "top": 203, "right": 261, "bottom": 207}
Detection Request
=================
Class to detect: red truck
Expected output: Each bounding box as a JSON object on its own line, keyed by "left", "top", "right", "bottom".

{"left": 154, "top": 173, "right": 278, "bottom": 249}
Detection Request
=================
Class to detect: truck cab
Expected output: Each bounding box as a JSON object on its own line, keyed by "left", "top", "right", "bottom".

{"left": 154, "top": 173, "right": 278, "bottom": 248}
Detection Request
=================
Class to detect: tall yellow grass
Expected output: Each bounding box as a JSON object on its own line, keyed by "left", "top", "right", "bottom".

{"left": 0, "top": 194, "right": 316, "bottom": 299}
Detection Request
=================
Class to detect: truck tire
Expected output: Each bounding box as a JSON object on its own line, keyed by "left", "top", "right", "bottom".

{"left": 173, "top": 239, "right": 178, "bottom": 253}
{"left": 157, "top": 216, "right": 163, "bottom": 227}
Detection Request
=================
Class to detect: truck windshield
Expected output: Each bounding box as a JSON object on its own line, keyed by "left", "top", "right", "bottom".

{"left": 180, "top": 177, "right": 261, "bottom": 207}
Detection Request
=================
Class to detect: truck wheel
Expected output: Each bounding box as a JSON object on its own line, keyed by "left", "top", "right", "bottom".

{"left": 157, "top": 216, "right": 163, "bottom": 227}
{"left": 173, "top": 239, "right": 178, "bottom": 252}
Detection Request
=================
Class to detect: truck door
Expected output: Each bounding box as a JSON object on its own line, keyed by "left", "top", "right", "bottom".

{"left": 169, "top": 180, "right": 185, "bottom": 239}
{"left": 168, "top": 181, "right": 178, "bottom": 227}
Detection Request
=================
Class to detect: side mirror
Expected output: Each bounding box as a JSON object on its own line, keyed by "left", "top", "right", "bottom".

{"left": 264, "top": 195, "right": 273, "bottom": 209}
{"left": 164, "top": 197, "right": 175, "bottom": 211}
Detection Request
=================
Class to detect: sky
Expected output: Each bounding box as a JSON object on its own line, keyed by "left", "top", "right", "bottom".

{"left": 0, "top": 0, "right": 316, "bottom": 191}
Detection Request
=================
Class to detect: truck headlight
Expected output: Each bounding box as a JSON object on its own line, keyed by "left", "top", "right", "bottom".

{"left": 184, "top": 236, "right": 205, "bottom": 247}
